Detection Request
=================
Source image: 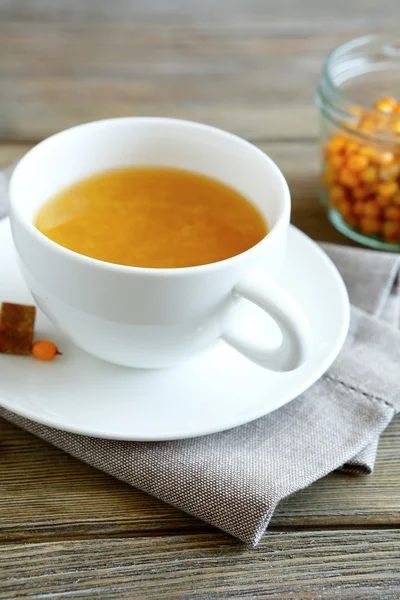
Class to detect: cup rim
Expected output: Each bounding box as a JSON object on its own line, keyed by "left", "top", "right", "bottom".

{"left": 10, "top": 117, "right": 290, "bottom": 277}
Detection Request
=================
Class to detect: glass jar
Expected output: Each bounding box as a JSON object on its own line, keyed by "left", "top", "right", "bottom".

{"left": 316, "top": 34, "right": 400, "bottom": 251}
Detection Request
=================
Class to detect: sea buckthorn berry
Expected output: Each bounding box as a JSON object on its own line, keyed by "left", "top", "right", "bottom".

{"left": 347, "top": 154, "right": 369, "bottom": 172}
{"left": 379, "top": 164, "right": 400, "bottom": 180}
{"left": 339, "top": 168, "right": 358, "bottom": 188}
{"left": 327, "top": 136, "right": 347, "bottom": 153}
{"left": 382, "top": 221, "right": 400, "bottom": 242}
{"left": 375, "top": 96, "right": 397, "bottom": 113}
{"left": 329, "top": 185, "right": 346, "bottom": 205}
{"left": 384, "top": 206, "right": 400, "bottom": 221}
{"left": 363, "top": 202, "right": 381, "bottom": 219}
{"left": 352, "top": 186, "right": 370, "bottom": 202}
{"left": 376, "top": 194, "right": 392, "bottom": 208}
{"left": 353, "top": 201, "right": 365, "bottom": 216}
{"left": 330, "top": 154, "right": 345, "bottom": 169}
{"left": 31, "top": 340, "right": 60, "bottom": 361}
{"left": 360, "top": 217, "right": 381, "bottom": 236}
{"left": 359, "top": 146, "right": 379, "bottom": 160}
{"left": 377, "top": 181, "right": 399, "bottom": 197}
{"left": 379, "top": 151, "right": 395, "bottom": 166}
{"left": 392, "top": 193, "right": 400, "bottom": 206}
{"left": 336, "top": 199, "right": 353, "bottom": 218}
{"left": 360, "top": 166, "right": 378, "bottom": 184}
{"left": 345, "top": 141, "right": 359, "bottom": 155}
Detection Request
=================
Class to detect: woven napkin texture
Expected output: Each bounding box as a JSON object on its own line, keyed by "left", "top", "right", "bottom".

{"left": 0, "top": 166, "right": 399, "bottom": 545}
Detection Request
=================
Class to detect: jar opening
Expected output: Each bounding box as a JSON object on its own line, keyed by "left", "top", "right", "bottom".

{"left": 317, "top": 35, "right": 400, "bottom": 147}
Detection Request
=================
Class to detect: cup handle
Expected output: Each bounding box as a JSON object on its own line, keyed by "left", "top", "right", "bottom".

{"left": 222, "top": 273, "right": 312, "bottom": 372}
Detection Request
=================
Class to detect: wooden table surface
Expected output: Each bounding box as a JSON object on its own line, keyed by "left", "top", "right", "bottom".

{"left": 1, "top": 1, "right": 400, "bottom": 598}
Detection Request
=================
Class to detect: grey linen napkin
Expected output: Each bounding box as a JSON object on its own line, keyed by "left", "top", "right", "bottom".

{"left": 1, "top": 167, "right": 400, "bottom": 546}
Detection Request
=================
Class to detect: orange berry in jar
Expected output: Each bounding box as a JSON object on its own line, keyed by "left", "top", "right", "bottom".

{"left": 339, "top": 168, "right": 358, "bottom": 188}
{"left": 382, "top": 221, "right": 400, "bottom": 243}
{"left": 330, "top": 154, "right": 345, "bottom": 169}
{"left": 352, "top": 186, "right": 369, "bottom": 202}
{"left": 384, "top": 205, "right": 400, "bottom": 221}
{"left": 363, "top": 202, "right": 381, "bottom": 219}
{"left": 375, "top": 96, "right": 397, "bottom": 113}
{"left": 392, "top": 193, "right": 400, "bottom": 206}
{"left": 329, "top": 185, "right": 346, "bottom": 205}
{"left": 360, "top": 166, "right": 378, "bottom": 184}
{"left": 379, "top": 164, "right": 400, "bottom": 181}
{"left": 360, "top": 217, "right": 381, "bottom": 236}
{"left": 377, "top": 181, "right": 399, "bottom": 198}
{"left": 327, "top": 136, "right": 347, "bottom": 154}
{"left": 392, "top": 120, "right": 400, "bottom": 135}
{"left": 353, "top": 201, "right": 365, "bottom": 216}
{"left": 359, "top": 145, "right": 379, "bottom": 161}
{"left": 347, "top": 154, "right": 369, "bottom": 172}
{"left": 378, "top": 151, "right": 395, "bottom": 167}
{"left": 337, "top": 199, "right": 353, "bottom": 218}
{"left": 344, "top": 141, "right": 359, "bottom": 155}
{"left": 376, "top": 194, "right": 392, "bottom": 208}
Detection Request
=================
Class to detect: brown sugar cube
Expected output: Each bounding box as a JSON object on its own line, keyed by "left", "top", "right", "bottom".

{"left": 0, "top": 302, "right": 36, "bottom": 355}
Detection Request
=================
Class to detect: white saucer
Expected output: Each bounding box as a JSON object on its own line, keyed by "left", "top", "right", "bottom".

{"left": 0, "top": 219, "right": 349, "bottom": 441}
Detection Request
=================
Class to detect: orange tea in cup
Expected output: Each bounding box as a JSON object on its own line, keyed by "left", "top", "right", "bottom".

{"left": 35, "top": 166, "right": 267, "bottom": 268}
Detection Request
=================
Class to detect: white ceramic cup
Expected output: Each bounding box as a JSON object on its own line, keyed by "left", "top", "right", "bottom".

{"left": 9, "top": 117, "right": 311, "bottom": 370}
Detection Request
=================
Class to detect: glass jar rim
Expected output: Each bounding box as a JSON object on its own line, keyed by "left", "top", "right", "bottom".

{"left": 322, "top": 33, "right": 400, "bottom": 117}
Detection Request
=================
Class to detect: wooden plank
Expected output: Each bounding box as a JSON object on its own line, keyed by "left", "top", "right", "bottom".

{"left": 1, "top": 415, "right": 399, "bottom": 543}
{"left": 275, "top": 416, "right": 400, "bottom": 528}
{"left": 1, "top": 26, "right": 324, "bottom": 141}
{"left": 1, "top": 0, "right": 396, "bottom": 34}
{"left": 0, "top": 418, "right": 209, "bottom": 542}
{"left": 1, "top": 0, "right": 398, "bottom": 141}
{"left": 1, "top": 531, "right": 400, "bottom": 599}
{"left": 0, "top": 24, "right": 391, "bottom": 141}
